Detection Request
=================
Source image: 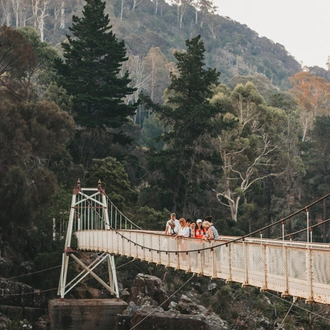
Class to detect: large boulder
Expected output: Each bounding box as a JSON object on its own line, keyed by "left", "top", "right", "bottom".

{"left": 117, "top": 274, "right": 228, "bottom": 330}
{"left": 177, "top": 294, "right": 228, "bottom": 330}
{"left": 0, "top": 278, "right": 33, "bottom": 306}
{"left": 0, "top": 258, "right": 14, "bottom": 278}
{"left": 34, "top": 316, "right": 50, "bottom": 330}
{"left": 178, "top": 294, "right": 208, "bottom": 314}
{"left": 0, "top": 313, "right": 8, "bottom": 330}
{"left": 130, "top": 308, "right": 210, "bottom": 330}
{"left": 0, "top": 278, "right": 46, "bottom": 308}
{"left": 129, "top": 274, "right": 169, "bottom": 308}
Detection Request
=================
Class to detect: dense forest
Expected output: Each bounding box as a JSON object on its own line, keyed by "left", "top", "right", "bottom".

{"left": 2, "top": 0, "right": 330, "bottom": 328}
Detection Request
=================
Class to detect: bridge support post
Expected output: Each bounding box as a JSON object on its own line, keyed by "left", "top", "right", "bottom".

{"left": 57, "top": 180, "right": 120, "bottom": 299}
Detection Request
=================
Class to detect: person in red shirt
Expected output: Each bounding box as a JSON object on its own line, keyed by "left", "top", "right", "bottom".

{"left": 194, "top": 219, "right": 205, "bottom": 239}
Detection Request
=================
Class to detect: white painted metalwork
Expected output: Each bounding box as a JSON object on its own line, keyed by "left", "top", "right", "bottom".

{"left": 58, "top": 180, "right": 122, "bottom": 299}
{"left": 76, "top": 230, "right": 330, "bottom": 305}
{"left": 59, "top": 184, "right": 330, "bottom": 304}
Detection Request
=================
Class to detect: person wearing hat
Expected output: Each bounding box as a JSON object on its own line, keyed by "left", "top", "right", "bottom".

{"left": 194, "top": 219, "right": 205, "bottom": 239}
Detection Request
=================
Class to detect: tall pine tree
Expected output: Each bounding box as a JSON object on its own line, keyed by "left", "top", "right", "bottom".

{"left": 55, "top": 0, "right": 136, "bottom": 143}
{"left": 141, "top": 35, "right": 224, "bottom": 215}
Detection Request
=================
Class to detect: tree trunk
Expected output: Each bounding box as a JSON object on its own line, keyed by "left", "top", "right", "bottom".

{"left": 132, "top": 0, "right": 137, "bottom": 10}
{"left": 31, "top": 0, "right": 39, "bottom": 28}
{"left": 120, "top": 0, "right": 124, "bottom": 21}
{"left": 150, "top": 54, "right": 155, "bottom": 101}
{"left": 60, "top": 1, "right": 65, "bottom": 29}
{"left": 323, "top": 194, "right": 327, "bottom": 243}
{"left": 37, "top": 2, "right": 49, "bottom": 42}
{"left": 172, "top": 149, "right": 185, "bottom": 213}
{"left": 11, "top": 0, "right": 21, "bottom": 27}
{"left": 154, "top": 0, "right": 158, "bottom": 14}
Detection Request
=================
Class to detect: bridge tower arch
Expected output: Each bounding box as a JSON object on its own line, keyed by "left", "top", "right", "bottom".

{"left": 57, "top": 180, "right": 119, "bottom": 299}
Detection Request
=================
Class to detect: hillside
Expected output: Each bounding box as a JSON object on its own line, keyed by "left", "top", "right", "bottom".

{"left": 4, "top": 0, "right": 329, "bottom": 94}
{"left": 109, "top": 0, "right": 302, "bottom": 89}
{"left": 55, "top": 0, "right": 305, "bottom": 90}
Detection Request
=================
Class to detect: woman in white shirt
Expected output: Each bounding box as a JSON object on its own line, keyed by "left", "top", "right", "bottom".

{"left": 176, "top": 218, "right": 190, "bottom": 238}
{"left": 175, "top": 218, "right": 189, "bottom": 261}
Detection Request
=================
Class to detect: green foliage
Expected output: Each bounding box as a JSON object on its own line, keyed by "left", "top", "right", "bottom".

{"left": 56, "top": 0, "right": 136, "bottom": 144}
{"left": 18, "top": 27, "right": 59, "bottom": 94}
{"left": 266, "top": 92, "right": 297, "bottom": 112}
{"left": 6, "top": 319, "right": 32, "bottom": 330}
{"left": 300, "top": 116, "right": 330, "bottom": 241}
{"left": 44, "top": 82, "right": 74, "bottom": 114}
{"left": 0, "top": 25, "right": 34, "bottom": 77}
{"left": 84, "top": 156, "right": 139, "bottom": 209}
{"left": 140, "top": 113, "right": 165, "bottom": 150}
{"left": 0, "top": 167, "right": 33, "bottom": 235}
{"left": 209, "top": 81, "right": 289, "bottom": 224}
{"left": 130, "top": 206, "right": 168, "bottom": 230}
{"left": 141, "top": 35, "right": 225, "bottom": 214}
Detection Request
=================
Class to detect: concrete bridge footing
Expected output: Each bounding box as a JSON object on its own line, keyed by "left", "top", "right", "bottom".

{"left": 49, "top": 298, "right": 128, "bottom": 330}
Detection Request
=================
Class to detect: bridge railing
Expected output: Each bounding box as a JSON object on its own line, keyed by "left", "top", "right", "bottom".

{"left": 75, "top": 229, "right": 330, "bottom": 305}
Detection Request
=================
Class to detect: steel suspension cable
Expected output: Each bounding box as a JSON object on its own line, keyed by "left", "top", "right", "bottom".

{"left": 109, "top": 192, "right": 330, "bottom": 254}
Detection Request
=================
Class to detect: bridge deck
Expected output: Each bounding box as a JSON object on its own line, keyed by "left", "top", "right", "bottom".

{"left": 75, "top": 229, "right": 330, "bottom": 305}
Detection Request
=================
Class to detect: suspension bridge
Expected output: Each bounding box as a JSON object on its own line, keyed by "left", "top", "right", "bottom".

{"left": 58, "top": 180, "right": 330, "bottom": 306}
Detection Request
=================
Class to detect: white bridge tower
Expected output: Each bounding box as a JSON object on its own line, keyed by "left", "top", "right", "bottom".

{"left": 58, "top": 180, "right": 119, "bottom": 299}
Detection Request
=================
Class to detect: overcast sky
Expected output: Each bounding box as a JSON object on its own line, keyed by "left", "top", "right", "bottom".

{"left": 215, "top": 0, "right": 330, "bottom": 69}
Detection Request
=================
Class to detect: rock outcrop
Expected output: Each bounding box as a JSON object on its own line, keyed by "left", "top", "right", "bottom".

{"left": 0, "top": 278, "right": 47, "bottom": 327}
{"left": 116, "top": 273, "right": 228, "bottom": 330}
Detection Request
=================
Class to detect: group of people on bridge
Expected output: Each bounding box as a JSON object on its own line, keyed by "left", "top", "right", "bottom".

{"left": 164, "top": 213, "right": 219, "bottom": 241}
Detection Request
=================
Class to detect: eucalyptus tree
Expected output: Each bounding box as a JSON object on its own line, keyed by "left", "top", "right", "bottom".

{"left": 0, "top": 25, "right": 36, "bottom": 101}
{"left": 210, "top": 82, "right": 289, "bottom": 226}
{"left": 289, "top": 72, "right": 330, "bottom": 142}
{"left": 141, "top": 35, "right": 224, "bottom": 216}
{"left": 302, "top": 116, "right": 330, "bottom": 241}
{"left": 19, "top": 27, "right": 59, "bottom": 95}
{"left": 0, "top": 26, "right": 59, "bottom": 102}
{"left": 0, "top": 25, "right": 32, "bottom": 76}
{"left": 144, "top": 47, "right": 171, "bottom": 103}
{"left": 0, "top": 24, "right": 76, "bottom": 238}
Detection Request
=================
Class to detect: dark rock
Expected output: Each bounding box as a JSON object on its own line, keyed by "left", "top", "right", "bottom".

{"left": 207, "top": 282, "right": 217, "bottom": 291}
{"left": 72, "top": 286, "right": 102, "bottom": 299}
{"left": 0, "top": 258, "right": 14, "bottom": 278}
{"left": 34, "top": 316, "right": 51, "bottom": 330}
{"left": 177, "top": 294, "right": 207, "bottom": 315}
{"left": 191, "top": 282, "right": 202, "bottom": 293}
{"left": 205, "top": 313, "right": 229, "bottom": 330}
{"left": 24, "top": 307, "right": 47, "bottom": 323}
{"left": 0, "top": 278, "right": 45, "bottom": 307}
{"left": 177, "top": 295, "right": 228, "bottom": 330}
{"left": 19, "top": 261, "right": 35, "bottom": 274}
{"left": 122, "top": 301, "right": 137, "bottom": 317}
{"left": 0, "top": 305, "right": 23, "bottom": 320}
{"left": 120, "top": 288, "right": 130, "bottom": 298}
{"left": 130, "top": 309, "right": 210, "bottom": 330}
{"left": 168, "top": 301, "right": 177, "bottom": 310}
{"left": 115, "top": 314, "right": 131, "bottom": 330}
{"left": 130, "top": 273, "right": 169, "bottom": 308}
{"left": 0, "top": 313, "right": 8, "bottom": 330}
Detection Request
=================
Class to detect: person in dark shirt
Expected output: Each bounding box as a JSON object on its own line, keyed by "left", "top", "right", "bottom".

{"left": 186, "top": 218, "right": 192, "bottom": 237}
